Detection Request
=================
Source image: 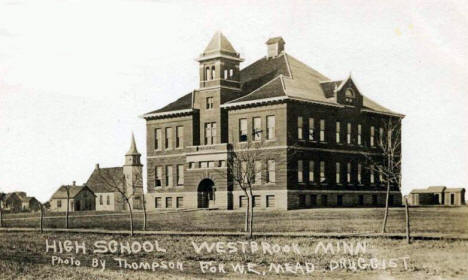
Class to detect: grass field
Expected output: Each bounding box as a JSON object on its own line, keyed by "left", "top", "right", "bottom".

{"left": 3, "top": 207, "right": 468, "bottom": 235}
{"left": 0, "top": 231, "right": 467, "bottom": 280}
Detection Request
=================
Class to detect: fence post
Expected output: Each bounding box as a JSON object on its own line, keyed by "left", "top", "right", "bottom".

{"left": 405, "top": 197, "right": 411, "bottom": 244}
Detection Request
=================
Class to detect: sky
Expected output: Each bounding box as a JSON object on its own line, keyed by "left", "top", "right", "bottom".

{"left": 0, "top": 0, "right": 467, "bottom": 202}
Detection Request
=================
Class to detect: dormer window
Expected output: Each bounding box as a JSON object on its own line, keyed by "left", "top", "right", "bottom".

{"left": 345, "top": 88, "right": 355, "bottom": 103}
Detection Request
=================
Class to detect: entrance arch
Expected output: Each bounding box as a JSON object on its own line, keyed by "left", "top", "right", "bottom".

{"left": 197, "top": 179, "right": 215, "bottom": 208}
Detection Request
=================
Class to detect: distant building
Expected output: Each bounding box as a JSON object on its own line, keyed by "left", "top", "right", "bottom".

{"left": 85, "top": 134, "right": 144, "bottom": 211}
{"left": 19, "top": 196, "right": 41, "bottom": 212}
{"left": 409, "top": 186, "right": 466, "bottom": 206}
{"left": 142, "top": 32, "right": 404, "bottom": 210}
{"left": 49, "top": 183, "right": 96, "bottom": 212}
{"left": 2, "top": 193, "right": 22, "bottom": 212}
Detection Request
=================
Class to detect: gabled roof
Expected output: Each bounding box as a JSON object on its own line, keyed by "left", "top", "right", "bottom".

{"left": 86, "top": 167, "right": 125, "bottom": 193}
{"left": 50, "top": 185, "right": 93, "bottom": 200}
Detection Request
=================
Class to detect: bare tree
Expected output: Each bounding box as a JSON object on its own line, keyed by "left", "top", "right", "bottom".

{"left": 93, "top": 169, "right": 136, "bottom": 236}
{"left": 64, "top": 185, "right": 71, "bottom": 229}
{"left": 38, "top": 201, "right": 45, "bottom": 233}
{"left": 364, "top": 118, "right": 402, "bottom": 233}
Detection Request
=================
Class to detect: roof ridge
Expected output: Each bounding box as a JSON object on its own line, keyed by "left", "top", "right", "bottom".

{"left": 283, "top": 53, "right": 293, "bottom": 79}
{"left": 284, "top": 53, "right": 330, "bottom": 81}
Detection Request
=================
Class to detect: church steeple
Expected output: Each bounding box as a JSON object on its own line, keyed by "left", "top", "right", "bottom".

{"left": 125, "top": 133, "right": 141, "bottom": 166}
{"left": 197, "top": 32, "right": 244, "bottom": 89}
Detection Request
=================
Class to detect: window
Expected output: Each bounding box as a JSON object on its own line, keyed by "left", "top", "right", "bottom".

{"left": 253, "top": 195, "right": 261, "bottom": 208}
{"left": 345, "top": 88, "right": 355, "bottom": 103}
{"left": 165, "top": 127, "right": 172, "bottom": 149}
{"left": 155, "top": 166, "right": 162, "bottom": 187}
{"left": 370, "top": 165, "right": 375, "bottom": 184}
{"left": 224, "top": 69, "right": 228, "bottom": 79}
{"left": 254, "top": 161, "right": 262, "bottom": 184}
{"left": 99, "top": 195, "right": 103, "bottom": 205}
{"left": 309, "top": 161, "right": 315, "bottom": 183}
{"left": 239, "top": 119, "right": 248, "bottom": 142}
{"left": 166, "top": 197, "right": 172, "bottom": 208}
{"left": 320, "top": 119, "right": 326, "bottom": 142}
{"left": 211, "top": 66, "right": 215, "bottom": 80}
{"left": 320, "top": 161, "right": 326, "bottom": 183}
{"left": 229, "top": 69, "right": 234, "bottom": 77}
{"left": 219, "top": 160, "right": 226, "bottom": 167}
{"left": 253, "top": 117, "right": 261, "bottom": 141}
{"left": 239, "top": 196, "right": 247, "bottom": 208}
{"left": 200, "top": 161, "right": 208, "bottom": 168}
{"left": 57, "top": 200, "right": 61, "bottom": 208}
{"left": 267, "top": 160, "right": 276, "bottom": 183}
{"left": 358, "top": 124, "right": 362, "bottom": 145}
{"left": 336, "top": 121, "right": 341, "bottom": 143}
{"left": 189, "top": 162, "right": 196, "bottom": 169}
{"left": 370, "top": 126, "right": 375, "bottom": 147}
{"left": 107, "top": 195, "right": 110, "bottom": 205}
{"left": 298, "top": 160, "right": 303, "bottom": 183}
{"left": 299, "top": 195, "right": 306, "bottom": 208}
{"left": 206, "top": 97, "right": 214, "bottom": 109}
{"left": 176, "top": 197, "right": 184, "bottom": 208}
{"left": 379, "top": 127, "right": 384, "bottom": 145}
{"left": 347, "top": 123, "right": 352, "bottom": 144}
{"left": 347, "top": 162, "right": 351, "bottom": 183}
{"left": 297, "top": 116, "right": 303, "bottom": 140}
{"left": 266, "top": 116, "right": 275, "bottom": 140}
{"left": 165, "top": 165, "right": 173, "bottom": 187}
{"left": 379, "top": 170, "right": 384, "bottom": 184}
{"left": 336, "top": 162, "right": 341, "bottom": 184}
{"left": 154, "top": 128, "right": 162, "bottom": 150}
{"left": 309, "top": 118, "right": 315, "bottom": 141}
{"left": 177, "top": 165, "right": 184, "bottom": 186}
{"left": 176, "top": 126, "right": 184, "bottom": 148}
{"left": 241, "top": 161, "right": 248, "bottom": 184}
{"left": 155, "top": 197, "right": 161, "bottom": 208}
{"left": 204, "top": 122, "right": 216, "bottom": 145}
{"left": 206, "top": 67, "right": 210, "bottom": 80}
{"left": 208, "top": 161, "right": 215, "bottom": 168}
{"left": 358, "top": 163, "right": 362, "bottom": 184}
{"left": 266, "top": 195, "right": 275, "bottom": 208}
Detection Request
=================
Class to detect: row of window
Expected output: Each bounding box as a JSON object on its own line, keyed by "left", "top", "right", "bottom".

{"left": 239, "top": 115, "right": 276, "bottom": 142}
{"left": 297, "top": 160, "right": 384, "bottom": 185}
{"left": 297, "top": 193, "right": 394, "bottom": 207}
{"left": 204, "top": 66, "right": 235, "bottom": 81}
{"left": 155, "top": 197, "right": 184, "bottom": 208}
{"left": 240, "top": 160, "right": 276, "bottom": 184}
{"left": 239, "top": 195, "right": 276, "bottom": 208}
{"left": 154, "top": 165, "right": 184, "bottom": 187}
{"left": 98, "top": 194, "right": 111, "bottom": 206}
{"left": 297, "top": 117, "right": 387, "bottom": 147}
{"left": 188, "top": 160, "right": 226, "bottom": 169}
{"left": 154, "top": 126, "right": 184, "bottom": 150}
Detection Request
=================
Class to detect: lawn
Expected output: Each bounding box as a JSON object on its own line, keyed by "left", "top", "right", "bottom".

{"left": 2, "top": 207, "right": 468, "bottom": 235}
{"left": 0, "top": 231, "right": 467, "bottom": 279}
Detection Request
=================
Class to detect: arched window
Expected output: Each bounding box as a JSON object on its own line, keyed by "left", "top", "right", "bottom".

{"left": 229, "top": 69, "right": 234, "bottom": 78}
{"left": 224, "top": 69, "right": 228, "bottom": 79}
{"left": 206, "top": 67, "right": 210, "bottom": 80}
{"left": 211, "top": 66, "right": 216, "bottom": 79}
{"left": 345, "top": 88, "right": 355, "bottom": 103}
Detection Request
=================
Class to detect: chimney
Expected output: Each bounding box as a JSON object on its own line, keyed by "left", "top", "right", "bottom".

{"left": 95, "top": 163, "right": 100, "bottom": 169}
{"left": 266, "top": 37, "right": 285, "bottom": 59}
{"left": 72, "top": 181, "right": 76, "bottom": 186}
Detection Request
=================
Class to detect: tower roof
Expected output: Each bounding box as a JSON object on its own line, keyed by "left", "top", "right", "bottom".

{"left": 198, "top": 31, "right": 243, "bottom": 62}
{"left": 126, "top": 133, "right": 140, "bottom": 155}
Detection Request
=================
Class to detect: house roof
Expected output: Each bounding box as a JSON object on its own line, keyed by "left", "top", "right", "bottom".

{"left": 50, "top": 185, "right": 93, "bottom": 200}
{"left": 445, "top": 188, "right": 465, "bottom": 192}
{"left": 86, "top": 167, "right": 125, "bottom": 193}
{"left": 143, "top": 43, "right": 403, "bottom": 117}
{"left": 410, "top": 186, "right": 447, "bottom": 194}
{"left": 203, "top": 31, "right": 237, "bottom": 55}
